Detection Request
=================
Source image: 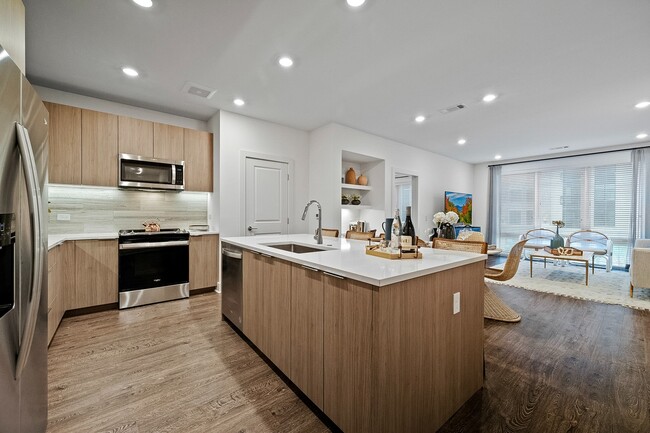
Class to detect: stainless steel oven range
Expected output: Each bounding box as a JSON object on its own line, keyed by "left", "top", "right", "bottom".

{"left": 118, "top": 228, "right": 190, "bottom": 309}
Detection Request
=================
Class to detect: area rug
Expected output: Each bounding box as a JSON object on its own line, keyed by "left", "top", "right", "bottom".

{"left": 488, "top": 260, "right": 650, "bottom": 311}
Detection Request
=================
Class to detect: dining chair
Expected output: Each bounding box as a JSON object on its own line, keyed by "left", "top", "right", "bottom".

{"left": 320, "top": 228, "right": 339, "bottom": 238}
{"left": 432, "top": 238, "right": 520, "bottom": 322}
{"left": 345, "top": 229, "right": 377, "bottom": 240}
{"left": 484, "top": 239, "right": 527, "bottom": 282}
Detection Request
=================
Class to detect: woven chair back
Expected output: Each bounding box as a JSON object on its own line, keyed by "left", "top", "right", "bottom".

{"left": 485, "top": 239, "right": 528, "bottom": 281}
{"left": 320, "top": 228, "right": 340, "bottom": 238}
{"left": 345, "top": 229, "right": 377, "bottom": 240}
{"left": 432, "top": 238, "right": 487, "bottom": 254}
{"left": 458, "top": 231, "right": 485, "bottom": 242}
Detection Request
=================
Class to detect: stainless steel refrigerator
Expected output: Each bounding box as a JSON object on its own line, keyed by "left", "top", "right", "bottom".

{"left": 0, "top": 44, "right": 49, "bottom": 432}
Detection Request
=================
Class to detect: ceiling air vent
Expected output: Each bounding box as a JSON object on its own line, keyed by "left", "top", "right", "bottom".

{"left": 181, "top": 81, "right": 216, "bottom": 99}
{"left": 438, "top": 104, "right": 466, "bottom": 114}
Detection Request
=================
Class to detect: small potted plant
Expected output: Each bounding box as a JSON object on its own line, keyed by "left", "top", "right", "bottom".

{"left": 341, "top": 193, "right": 350, "bottom": 205}
{"left": 351, "top": 194, "right": 361, "bottom": 205}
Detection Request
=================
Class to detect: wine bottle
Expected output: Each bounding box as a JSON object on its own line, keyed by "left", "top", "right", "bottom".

{"left": 391, "top": 208, "right": 402, "bottom": 248}
{"left": 402, "top": 206, "right": 416, "bottom": 246}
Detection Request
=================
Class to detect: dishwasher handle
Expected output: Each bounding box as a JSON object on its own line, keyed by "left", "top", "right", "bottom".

{"left": 222, "top": 248, "right": 243, "bottom": 260}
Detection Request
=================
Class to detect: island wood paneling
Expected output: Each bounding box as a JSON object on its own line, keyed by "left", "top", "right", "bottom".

{"left": 81, "top": 109, "right": 118, "bottom": 187}
{"left": 68, "top": 240, "right": 117, "bottom": 310}
{"left": 189, "top": 234, "right": 219, "bottom": 291}
{"left": 183, "top": 128, "right": 213, "bottom": 192}
{"left": 48, "top": 241, "right": 74, "bottom": 344}
{"left": 45, "top": 102, "right": 82, "bottom": 184}
{"left": 242, "top": 251, "right": 291, "bottom": 375}
{"left": 153, "top": 122, "right": 184, "bottom": 161}
{"left": 370, "top": 261, "right": 485, "bottom": 433}
{"left": 243, "top": 250, "right": 263, "bottom": 347}
{"left": 323, "top": 273, "right": 374, "bottom": 433}
{"left": 290, "top": 264, "right": 324, "bottom": 409}
{"left": 118, "top": 116, "right": 153, "bottom": 157}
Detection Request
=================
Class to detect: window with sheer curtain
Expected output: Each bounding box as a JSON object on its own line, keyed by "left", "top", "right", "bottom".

{"left": 494, "top": 151, "right": 634, "bottom": 268}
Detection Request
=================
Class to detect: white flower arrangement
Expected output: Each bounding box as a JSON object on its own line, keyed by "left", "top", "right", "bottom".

{"left": 433, "top": 211, "right": 459, "bottom": 227}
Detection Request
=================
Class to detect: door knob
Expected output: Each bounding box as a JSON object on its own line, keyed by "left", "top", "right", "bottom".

{"left": 247, "top": 226, "right": 258, "bottom": 232}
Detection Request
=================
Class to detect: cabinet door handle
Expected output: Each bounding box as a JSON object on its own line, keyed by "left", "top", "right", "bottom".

{"left": 247, "top": 226, "right": 258, "bottom": 232}
{"left": 250, "top": 250, "right": 261, "bottom": 255}
{"left": 261, "top": 253, "right": 272, "bottom": 258}
{"left": 323, "top": 271, "right": 345, "bottom": 280}
{"left": 301, "top": 265, "right": 320, "bottom": 273}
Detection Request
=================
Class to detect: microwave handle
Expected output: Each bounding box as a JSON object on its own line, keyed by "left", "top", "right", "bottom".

{"left": 171, "top": 165, "right": 176, "bottom": 185}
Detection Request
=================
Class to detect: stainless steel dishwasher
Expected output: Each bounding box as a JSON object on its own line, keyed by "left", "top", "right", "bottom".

{"left": 221, "top": 243, "right": 243, "bottom": 331}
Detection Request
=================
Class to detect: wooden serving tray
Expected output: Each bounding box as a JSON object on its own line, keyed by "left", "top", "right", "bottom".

{"left": 543, "top": 246, "right": 583, "bottom": 256}
{"left": 365, "top": 245, "right": 422, "bottom": 260}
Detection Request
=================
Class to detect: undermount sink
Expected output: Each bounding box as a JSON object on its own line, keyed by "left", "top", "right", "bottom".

{"left": 264, "top": 243, "right": 331, "bottom": 254}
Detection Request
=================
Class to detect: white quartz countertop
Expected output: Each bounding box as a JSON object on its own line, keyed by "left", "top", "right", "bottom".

{"left": 48, "top": 232, "right": 118, "bottom": 250}
{"left": 221, "top": 234, "right": 486, "bottom": 287}
{"left": 48, "top": 230, "right": 218, "bottom": 249}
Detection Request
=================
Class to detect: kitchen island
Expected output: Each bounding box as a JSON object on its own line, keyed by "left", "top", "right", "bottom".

{"left": 221, "top": 234, "right": 486, "bottom": 433}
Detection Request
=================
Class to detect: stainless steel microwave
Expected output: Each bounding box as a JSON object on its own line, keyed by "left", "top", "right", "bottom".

{"left": 119, "top": 154, "right": 185, "bottom": 191}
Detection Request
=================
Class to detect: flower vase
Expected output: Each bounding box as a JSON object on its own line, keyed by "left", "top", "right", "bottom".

{"left": 439, "top": 223, "right": 456, "bottom": 239}
{"left": 550, "top": 226, "right": 564, "bottom": 248}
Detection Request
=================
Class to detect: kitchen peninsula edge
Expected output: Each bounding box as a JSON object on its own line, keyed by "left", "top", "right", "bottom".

{"left": 221, "top": 234, "right": 486, "bottom": 433}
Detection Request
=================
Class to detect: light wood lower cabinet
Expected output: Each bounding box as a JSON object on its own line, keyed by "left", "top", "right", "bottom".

{"left": 240, "top": 248, "right": 485, "bottom": 433}
{"left": 242, "top": 251, "right": 291, "bottom": 374}
{"left": 47, "top": 241, "right": 74, "bottom": 345}
{"left": 290, "top": 264, "right": 324, "bottom": 409}
{"left": 189, "top": 234, "right": 219, "bottom": 291}
{"left": 66, "top": 240, "right": 118, "bottom": 310}
{"left": 323, "top": 273, "right": 374, "bottom": 433}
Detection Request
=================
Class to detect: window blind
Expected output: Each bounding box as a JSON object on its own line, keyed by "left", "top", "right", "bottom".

{"left": 495, "top": 151, "right": 633, "bottom": 268}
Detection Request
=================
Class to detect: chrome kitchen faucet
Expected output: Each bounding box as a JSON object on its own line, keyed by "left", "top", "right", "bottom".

{"left": 301, "top": 200, "right": 323, "bottom": 244}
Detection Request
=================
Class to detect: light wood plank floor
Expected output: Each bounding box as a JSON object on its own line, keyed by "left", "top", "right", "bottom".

{"left": 49, "top": 287, "right": 650, "bottom": 433}
{"left": 47, "top": 292, "right": 330, "bottom": 433}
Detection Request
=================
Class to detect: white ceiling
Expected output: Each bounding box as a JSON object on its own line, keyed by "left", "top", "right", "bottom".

{"left": 23, "top": 0, "right": 650, "bottom": 164}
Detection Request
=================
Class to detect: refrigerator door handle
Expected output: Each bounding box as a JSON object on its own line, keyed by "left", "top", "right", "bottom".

{"left": 14, "top": 123, "right": 44, "bottom": 380}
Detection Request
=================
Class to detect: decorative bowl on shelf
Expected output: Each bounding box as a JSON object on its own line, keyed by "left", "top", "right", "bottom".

{"left": 351, "top": 199, "right": 361, "bottom": 205}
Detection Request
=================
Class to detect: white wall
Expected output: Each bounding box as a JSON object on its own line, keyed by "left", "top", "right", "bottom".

{"left": 309, "top": 123, "right": 475, "bottom": 239}
{"left": 34, "top": 86, "right": 209, "bottom": 131}
{"left": 217, "top": 110, "right": 310, "bottom": 237}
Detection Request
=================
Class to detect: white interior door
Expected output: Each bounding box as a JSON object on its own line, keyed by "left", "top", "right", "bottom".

{"left": 245, "top": 157, "right": 288, "bottom": 236}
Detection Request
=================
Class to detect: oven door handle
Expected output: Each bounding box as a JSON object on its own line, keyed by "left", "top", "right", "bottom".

{"left": 119, "top": 240, "right": 189, "bottom": 250}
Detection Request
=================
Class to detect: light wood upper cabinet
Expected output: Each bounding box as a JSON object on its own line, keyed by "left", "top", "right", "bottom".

{"left": 290, "top": 264, "right": 324, "bottom": 409}
{"left": 81, "top": 109, "right": 118, "bottom": 187}
{"left": 68, "top": 240, "right": 118, "bottom": 310}
{"left": 118, "top": 116, "right": 153, "bottom": 157}
{"left": 153, "top": 123, "right": 184, "bottom": 161}
{"left": 45, "top": 102, "right": 82, "bottom": 184}
{"left": 0, "top": 0, "right": 25, "bottom": 73}
{"left": 183, "top": 129, "right": 213, "bottom": 192}
{"left": 189, "top": 234, "right": 219, "bottom": 291}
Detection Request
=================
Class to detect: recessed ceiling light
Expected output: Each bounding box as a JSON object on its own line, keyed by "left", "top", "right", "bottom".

{"left": 121, "top": 67, "right": 139, "bottom": 77}
{"left": 483, "top": 93, "right": 497, "bottom": 103}
{"left": 457, "top": 138, "right": 467, "bottom": 145}
{"left": 635, "top": 101, "right": 650, "bottom": 109}
{"left": 494, "top": 154, "right": 502, "bottom": 160}
{"left": 278, "top": 56, "right": 294, "bottom": 68}
{"left": 414, "top": 115, "right": 426, "bottom": 123}
{"left": 132, "top": 0, "right": 153, "bottom": 7}
{"left": 346, "top": 0, "right": 366, "bottom": 7}
{"left": 637, "top": 133, "right": 648, "bottom": 140}
{"left": 233, "top": 98, "right": 245, "bottom": 106}
{"left": 0, "top": 50, "right": 8, "bottom": 60}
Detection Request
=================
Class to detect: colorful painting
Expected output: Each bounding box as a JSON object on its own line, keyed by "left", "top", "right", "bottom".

{"left": 445, "top": 191, "right": 472, "bottom": 224}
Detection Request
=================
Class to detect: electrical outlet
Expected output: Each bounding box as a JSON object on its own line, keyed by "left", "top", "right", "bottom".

{"left": 57, "top": 213, "right": 71, "bottom": 221}
{"left": 453, "top": 292, "right": 460, "bottom": 314}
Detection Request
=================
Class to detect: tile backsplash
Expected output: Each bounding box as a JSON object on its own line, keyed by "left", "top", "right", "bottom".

{"left": 48, "top": 185, "right": 208, "bottom": 234}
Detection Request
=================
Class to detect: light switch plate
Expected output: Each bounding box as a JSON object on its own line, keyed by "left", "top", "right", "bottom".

{"left": 57, "top": 213, "right": 71, "bottom": 221}
{"left": 453, "top": 292, "right": 460, "bottom": 314}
